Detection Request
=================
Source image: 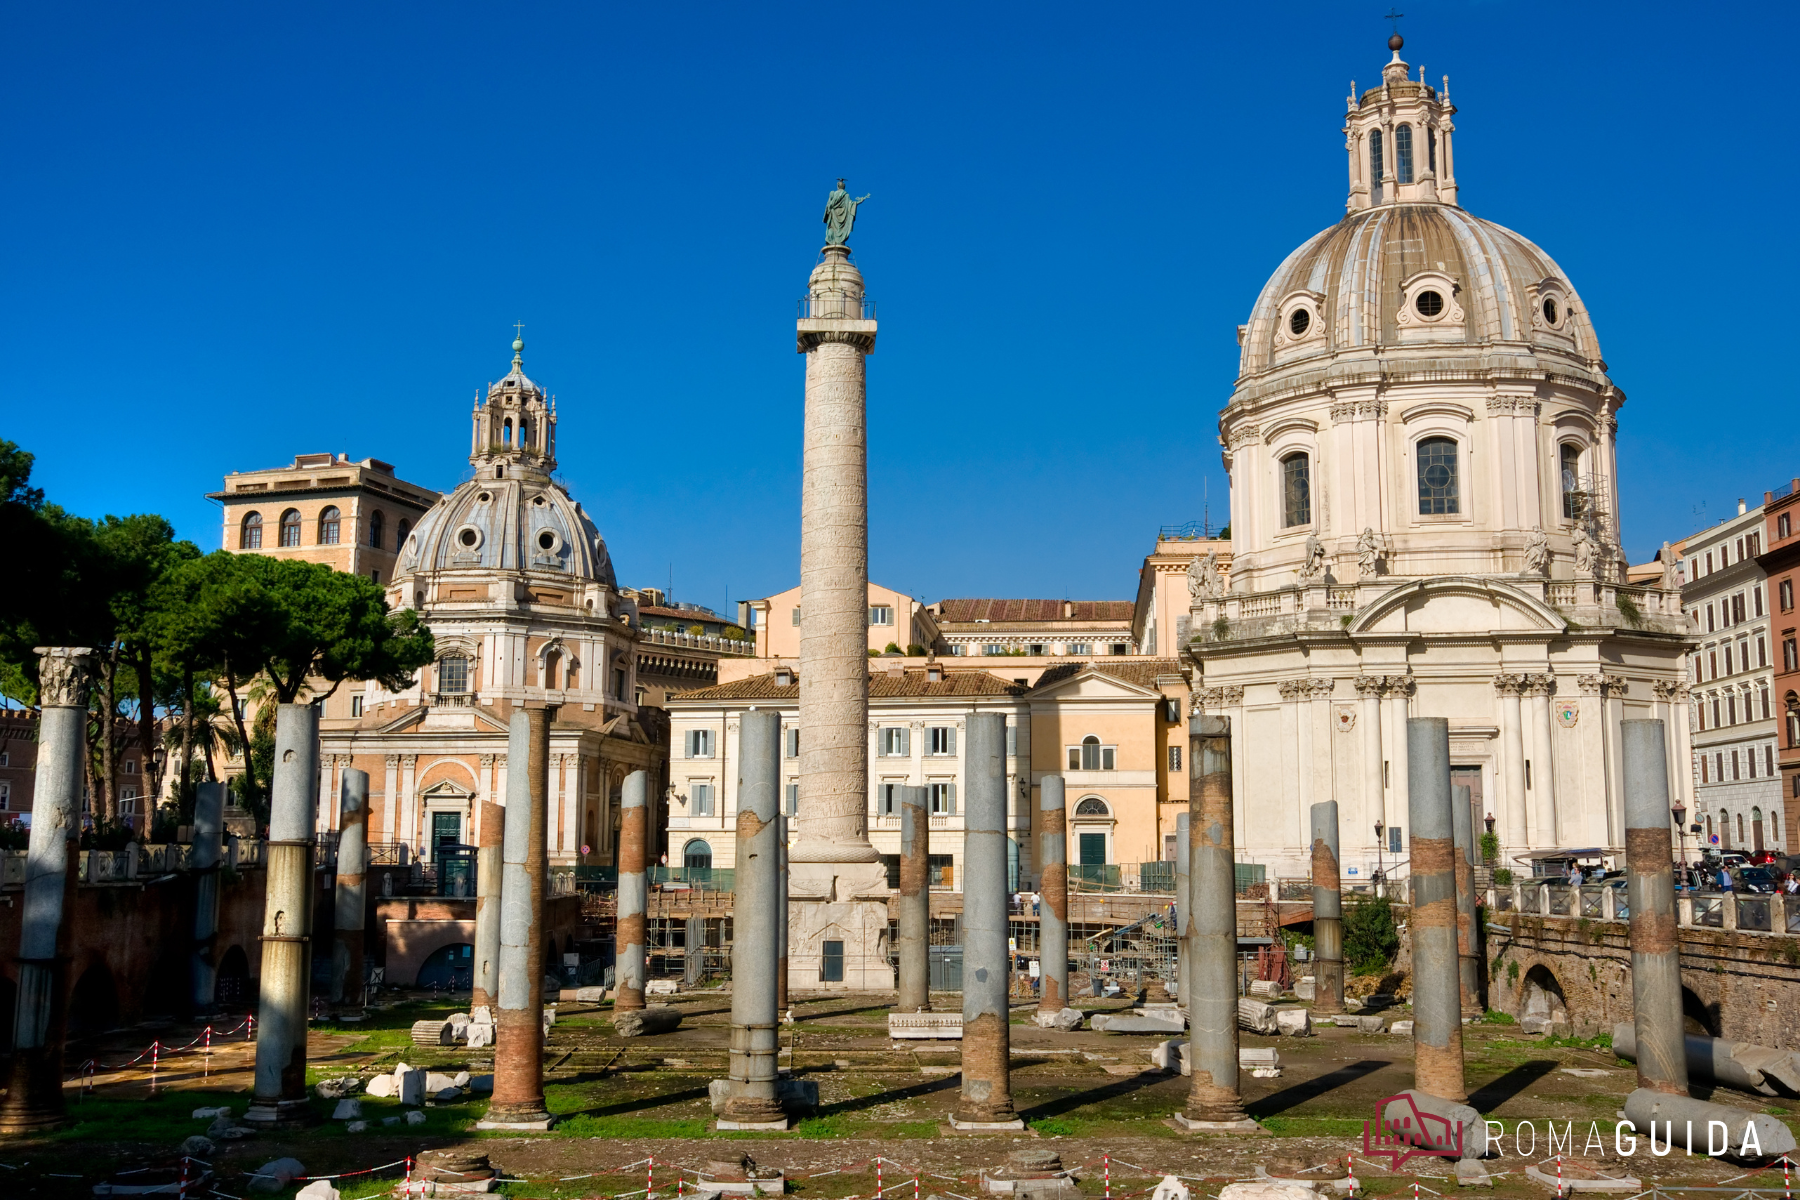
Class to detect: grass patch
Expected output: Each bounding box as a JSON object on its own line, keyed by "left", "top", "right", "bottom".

{"left": 550, "top": 1113, "right": 712, "bottom": 1138}
{"left": 54, "top": 1089, "right": 259, "bottom": 1144}
{"left": 1258, "top": 1115, "right": 1370, "bottom": 1137}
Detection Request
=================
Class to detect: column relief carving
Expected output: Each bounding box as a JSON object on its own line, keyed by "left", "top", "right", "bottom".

{"left": 35, "top": 647, "right": 95, "bottom": 708}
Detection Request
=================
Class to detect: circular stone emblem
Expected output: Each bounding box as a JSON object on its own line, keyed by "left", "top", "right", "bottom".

{"left": 1556, "top": 701, "right": 1580, "bottom": 728}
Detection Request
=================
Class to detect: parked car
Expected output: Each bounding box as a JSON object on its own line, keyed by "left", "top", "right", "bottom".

{"left": 1736, "top": 866, "right": 1779, "bottom": 894}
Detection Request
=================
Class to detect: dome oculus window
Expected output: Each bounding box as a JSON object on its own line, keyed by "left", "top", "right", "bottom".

{"left": 454, "top": 524, "right": 484, "bottom": 551}
{"left": 1416, "top": 437, "right": 1461, "bottom": 515}
{"left": 1415, "top": 290, "right": 1445, "bottom": 318}
{"left": 1542, "top": 297, "right": 1560, "bottom": 326}
{"left": 1281, "top": 452, "right": 1312, "bottom": 527}
{"left": 1288, "top": 308, "right": 1311, "bottom": 336}
{"left": 536, "top": 528, "right": 563, "bottom": 554}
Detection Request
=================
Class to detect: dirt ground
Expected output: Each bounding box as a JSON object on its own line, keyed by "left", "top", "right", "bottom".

{"left": 10, "top": 991, "right": 1799, "bottom": 1198}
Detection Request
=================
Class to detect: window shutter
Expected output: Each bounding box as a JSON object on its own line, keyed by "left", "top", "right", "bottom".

{"left": 900, "top": 728, "right": 911, "bottom": 756}
{"left": 948, "top": 727, "right": 957, "bottom": 755}
{"left": 1003, "top": 725, "right": 1014, "bottom": 756}
{"left": 946, "top": 782, "right": 957, "bottom": 814}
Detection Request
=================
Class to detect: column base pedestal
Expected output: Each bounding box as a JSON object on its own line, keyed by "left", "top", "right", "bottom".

{"left": 947, "top": 1114, "right": 1027, "bottom": 1133}
{"left": 788, "top": 862, "right": 896, "bottom": 991}
{"left": 242, "top": 1098, "right": 321, "bottom": 1129}
{"left": 1168, "top": 1113, "right": 1265, "bottom": 1134}
{"left": 475, "top": 1108, "right": 554, "bottom": 1131}
{"left": 714, "top": 1116, "right": 793, "bottom": 1131}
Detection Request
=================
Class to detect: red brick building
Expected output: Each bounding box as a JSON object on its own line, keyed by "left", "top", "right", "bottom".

{"left": 1760, "top": 477, "right": 1800, "bottom": 849}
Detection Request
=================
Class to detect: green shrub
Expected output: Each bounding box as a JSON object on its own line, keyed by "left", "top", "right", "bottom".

{"left": 723, "top": 625, "right": 747, "bottom": 640}
{"left": 1479, "top": 831, "right": 1500, "bottom": 866}
{"left": 906, "top": 643, "right": 927, "bottom": 656}
{"left": 1343, "top": 894, "right": 1400, "bottom": 975}
{"left": 884, "top": 642, "right": 902, "bottom": 654}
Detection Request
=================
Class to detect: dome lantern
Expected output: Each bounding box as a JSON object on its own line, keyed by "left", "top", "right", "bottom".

{"left": 1344, "top": 37, "right": 1457, "bottom": 211}
{"left": 469, "top": 334, "right": 558, "bottom": 482}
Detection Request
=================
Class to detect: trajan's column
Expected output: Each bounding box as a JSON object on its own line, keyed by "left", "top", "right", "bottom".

{"left": 789, "top": 180, "right": 894, "bottom": 989}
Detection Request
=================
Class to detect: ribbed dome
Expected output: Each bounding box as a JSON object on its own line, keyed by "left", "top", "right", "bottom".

{"left": 1236, "top": 204, "right": 1604, "bottom": 388}
{"left": 400, "top": 475, "right": 616, "bottom": 586}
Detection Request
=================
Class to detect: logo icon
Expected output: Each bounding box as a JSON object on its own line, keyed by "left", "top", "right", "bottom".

{"left": 1363, "top": 1094, "right": 1464, "bottom": 1169}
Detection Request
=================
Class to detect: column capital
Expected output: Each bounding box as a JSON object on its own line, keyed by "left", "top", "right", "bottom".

{"left": 480, "top": 754, "right": 496, "bottom": 768}
{"left": 1383, "top": 673, "right": 1416, "bottom": 697}
{"left": 1278, "top": 679, "right": 1308, "bottom": 701}
{"left": 33, "top": 647, "right": 95, "bottom": 708}
{"left": 1492, "top": 672, "right": 1529, "bottom": 696}
{"left": 1353, "top": 674, "right": 1384, "bottom": 697}
{"left": 1308, "top": 678, "right": 1338, "bottom": 699}
{"left": 1196, "top": 685, "right": 1244, "bottom": 711}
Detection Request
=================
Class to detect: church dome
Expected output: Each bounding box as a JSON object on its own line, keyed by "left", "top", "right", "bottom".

{"left": 1235, "top": 204, "right": 1605, "bottom": 390}
{"left": 400, "top": 475, "right": 617, "bottom": 585}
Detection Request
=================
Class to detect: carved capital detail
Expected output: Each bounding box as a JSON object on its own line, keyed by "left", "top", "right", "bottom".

{"left": 1493, "top": 672, "right": 1529, "bottom": 696}
{"left": 34, "top": 646, "right": 95, "bottom": 708}
{"left": 1308, "top": 678, "right": 1338, "bottom": 699}
{"left": 1196, "top": 685, "right": 1245, "bottom": 711}
{"left": 1278, "top": 679, "right": 1308, "bottom": 700}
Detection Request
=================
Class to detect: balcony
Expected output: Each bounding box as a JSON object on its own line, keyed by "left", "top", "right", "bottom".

{"left": 796, "top": 296, "right": 876, "bottom": 320}
{"left": 426, "top": 691, "right": 477, "bottom": 708}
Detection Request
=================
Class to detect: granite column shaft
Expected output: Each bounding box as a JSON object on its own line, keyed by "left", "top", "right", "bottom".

{"left": 721, "top": 709, "right": 785, "bottom": 1127}
{"left": 1623, "top": 719, "right": 1687, "bottom": 1096}
{"left": 897, "top": 786, "right": 931, "bottom": 1012}
{"left": 1310, "top": 800, "right": 1344, "bottom": 1014}
{"left": 1182, "top": 715, "right": 1250, "bottom": 1127}
{"left": 190, "top": 781, "right": 227, "bottom": 1013}
{"left": 486, "top": 707, "right": 551, "bottom": 1127}
{"left": 953, "top": 713, "right": 1018, "bottom": 1127}
{"left": 616, "top": 770, "right": 649, "bottom": 1012}
{"left": 1407, "top": 717, "right": 1466, "bottom": 1103}
{"left": 332, "top": 768, "right": 369, "bottom": 1008}
{"left": 1037, "top": 775, "right": 1068, "bottom": 1015}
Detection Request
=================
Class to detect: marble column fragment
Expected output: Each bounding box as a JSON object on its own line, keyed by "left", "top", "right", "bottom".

{"left": 718, "top": 709, "right": 786, "bottom": 1128}
{"left": 0, "top": 647, "right": 91, "bottom": 1133}
{"left": 1407, "top": 718, "right": 1466, "bottom": 1103}
{"left": 1450, "top": 783, "right": 1481, "bottom": 1015}
{"left": 896, "top": 786, "right": 931, "bottom": 1012}
{"left": 1622, "top": 720, "right": 1686, "bottom": 1097}
{"left": 191, "top": 781, "right": 227, "bottom": 1013}
{"left": 1310, "top": 800, "right": 1344, "bottom": 1014}
{"left": 482, "top": 708, "right": 552, "bottom": 1128}
{"left": 472, "top": 765, "right": 505, "bottom": 1013}
{"left": 615, "top": 770, "right": 649, "bottom": 1012}
{"left": 1036, "top": 775, "right": 1068, "bottom": 1018}
{"left": 951, "top": 713, "right": 1022, "bottom": 1129}
{"left": 245, "top": 704, "right": 321, "bottom": 1128}
{"left": 332, "top": 768, "right": 370, "bottom": 1009}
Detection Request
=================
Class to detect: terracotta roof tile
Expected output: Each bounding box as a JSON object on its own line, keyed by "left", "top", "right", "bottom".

{"left": 934, "top": 598, "right": 1135, "bottom": 623}
{"left": 1029, "top": 658, "right": 1184, "bottom": 691}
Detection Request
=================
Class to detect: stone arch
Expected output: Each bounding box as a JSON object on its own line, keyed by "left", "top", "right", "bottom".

{"left": 1682, "top": 985, "right": 1720, "bottom": 1037}
{"left": 1519, "top": 964, "right": 1569, "bottom": 1034}
{"left": 143, "top": 947, "right": 190, "bottom": 1018}
{"left": 1346, "top": 575, "right": 1569, "bottom": 637}
{"left": 415, "top": 943, "right": 473, "bottom": 991}
{"left": 217, "top": 944, "right": 251, "bottom": 1008}
{"left": 69, "top": 962, "right": 120, "bottom": 1036}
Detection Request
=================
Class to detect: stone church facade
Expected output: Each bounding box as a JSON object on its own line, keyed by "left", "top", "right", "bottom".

{"left": 317, "top": 337, "right": 665, "bottom": 867}
{"left": 1186, "top": 37, "right": 1692, "bottom": 880}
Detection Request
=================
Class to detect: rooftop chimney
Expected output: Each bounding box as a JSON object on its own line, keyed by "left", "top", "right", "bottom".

{"left": 1739, "top": 498, "right": 1748, "bottom": 515}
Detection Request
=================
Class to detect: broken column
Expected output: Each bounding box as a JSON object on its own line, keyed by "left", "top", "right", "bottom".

{"left": 1618, "top": 719, "right": 1797, "bottom": 1156}
{"left": 331, "top": 767, "right": 370, "bottom": 1009}
{"left": 191, "top": 780, "right": 227, "bottom": 1013}
{"left": 1036, "top": 774, "right": 1068, "bottom": 1021}
{"left": 950, "top": 712, "right": 1023, "bottom": 1130}
{"left": 1309, "top": 800, "right": 1344, "bottom": 1014}
{"left": 1622, "top": 719, "right": 1686, "bottom": 1097}
{"left": 480, "top": 707, "right": 552, "bottom": 1129}
{"left": 0, "top": 647, "right": 91, "bottom": 1134}
{"left": 718, "top": 709, "right": 787, "bottom": 1129}
{"left": 1407, "top": 717, "right": 1466, "bottom": 1103}
{"left": 897, "top": 785, "right": 931, "bottom": 1012}
{"left": 472, "top": 772, "right": 505, "bottom": 1014}
{"left": 244, "top": 703, "right": 321, "bottom": 1128}
{"left": 1174, "top": 811, "right": 1191, "bottom": 1008}
{"left": 615, "top": 769, "right": 649, "bottom": 1012}
{"left": 1450, "top": 783, "right": 1480, "bottom": 1015}
{"left": 1176, "top": 714, "right": 1258, "bottom": 1132}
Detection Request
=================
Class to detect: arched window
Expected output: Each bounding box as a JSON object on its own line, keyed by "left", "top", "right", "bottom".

{"left": 438, "top": 655, "right": 469, "bottom": 694}
{"left": 1080, "top": 735, "right": 1102, "bottom": 771}
{"left": 240, "top": 511, "right": 263, "bottom": 549}
{"left": 1416, "top": 437, "right": 1460, "bottom": 515}
{"left": 279, "top": 508, "right": 302, "bottom": 547}
{"left": 1281, "top": 452, "right": 1312, "bottom": 527}
{"left": 1428, "top": 127, "right": 1437, "bottom": 174}
{"left": 1395, "top": 124, "right": 1414, "bottom": 184}
{"left": 521, "top": 419, "right": 533, "bottom": 449}
{"left": 503, "top": 418, "right": 514, "bottom": 446}
{"left": 397, "top": 518, "right": 411, "bottom": 548}
{"left": 1369, "top": 131, "right": 1385, "bottom": 203}
{"left": 318, "top": 505, "right": 341, "bottom": 545}
{"left": 369, "top": 510, "right": 385, "bottom": 549}
{"left": 1560, "top": 443, "right": 1584, "bottom": 519}
{"left": 683, "top": 839, "right": 713, "bottom": 870}
{"left": 1075, "top": 797, "right": 1110, "bottom": 817}
{"left": 1754, "top": 806, "right": 1766, "bottom": 853}
{"left": 542, "top": 649, "right": 561, "bottom": 691}
{"left": 1720, "top": 809, "right": 1733, "bottom": 850}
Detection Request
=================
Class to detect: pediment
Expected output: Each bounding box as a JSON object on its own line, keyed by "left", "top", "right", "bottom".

{"left": 1030, "top": 668, "right": 1163, "bottom": 702}
{"left": 1347, "top": 576, "right": 1568, "bottom": 637}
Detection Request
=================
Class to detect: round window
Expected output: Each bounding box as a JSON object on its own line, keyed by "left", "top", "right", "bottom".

{"left": 1415, "top": 290, "right": 1445, "bottom": 318}
{"left": 1543, "top": 297, "right": 1560, "bottom": 326}
{"left": 476, "top": 492, "right": 491, "bottom": 503}
{"left": 1422, "top": 463, "right": 1453, "bottom": 489}
{"left": 538, "top": 531, "right": 556, "bottom": 550}
{"left": 1288, "top": 308, "right": 1311, "bottom": 336}
{"left": 458, "top": 528, "right": 478, "bottom": 548}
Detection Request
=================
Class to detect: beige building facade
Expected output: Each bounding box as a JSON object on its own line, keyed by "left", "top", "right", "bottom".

{"left": 746, "top": 581, "right": 938, "bottom": 659}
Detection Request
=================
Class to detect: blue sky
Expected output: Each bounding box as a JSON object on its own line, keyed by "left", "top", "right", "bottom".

{"left": 6, "top": 2, "right": 1796, "bottom": 615}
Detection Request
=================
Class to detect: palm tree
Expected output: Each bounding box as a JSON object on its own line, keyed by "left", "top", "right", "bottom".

{"left": 162, "top": 682, "right": 241, "bottom": 811}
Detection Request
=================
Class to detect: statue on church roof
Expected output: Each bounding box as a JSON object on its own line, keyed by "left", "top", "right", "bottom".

{"left": 1357, "top": 527, "right": 1385, "bottom": 579}
{"left": 1572, "top": 523, "right": 1598, "bottom": 578}
{"left": 1523, "top": 529, "right": 1550, "bottom": 577}
{"left": 1297, "top": 533, "right": 1327, "bottom": 584}
{"left": 823, "top": 179, "right": 870, "bottom": 246}
{"left": 1188, "top": 551, "right": 1224, "bottom": 601}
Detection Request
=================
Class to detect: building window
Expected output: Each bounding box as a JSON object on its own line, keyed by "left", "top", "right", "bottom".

{"left": 927, "top": 726, "right": 956, "bottom": 756}
{"left": 396, "top": 518, "right": 411, "bottom": 550}
{"left": 1786, "top": 639, "right": 1798, "bottom": 672}
{"left": 370, "top": 510, "right": 385, "bottom": 549}
{"left": 791, "top": 607, "right": 802, "bottom": 626}
{"left": 1389, "top": 826, "right": 1404, "bottom": 854}
{"left": 1760, "top": 638, "right": 1769, "bottom": 668}
{"left": 1069, "top": 736, "right": 1116, "bottom": 771}
{"left": 876, "top": 782, "right": 900, "bottom": 816}
{"left": 1728, "top": 696, "right": 1738, "bottom": 726}
{"left": 1068, "top": 642, "right": 1091, "bottom": 655}
{"left": 1110, "top": 643, "right": 1129, "bottom": 656}
{"left": 1783, "top": 580, "right": 1795, "bottom": 612}
{"left": 1169, "top": 745, "right": 1182, "bottom": 772}
{"left": 1763, "top": 687, "right": 1772, "bottom": 720}
{"left": 1395, "top": 123, "right": 1414, "bottom": 184}
{"left": 1769, "top": 746, "right": 1777, "bottom": 775}
{"left": 351, "top": 695, "right": 363, "bottom": 717}
{"left": 785, "top": 783, "right": 798, "bottom": 815}
{"left": 1750, "top": 750, "right": 1759, "bottom": 778}
{"left": 1428, "top": 126, "right": 1437, "bottom": 173}
{"left": 1734, "top": 594, "right": 1746, "bottom": 623}
{"left": 0, "top": 782, "right": 8, "bottom": 810}
{"left": 1281, "top": 453, "right": 1312, "bottom": 527}
{"left": 878, "top": 727, "right": 910, "bottom": 757}
{"left": 869, "top": 606, "right": 894, "bottom": 626}
{"left": 1005, "top": 723, "right": 1017, "bottom": 755}
{"left": 1369, "top": 130, "right": 1385, "bottom": 202}
{"left": 1029, "top": 643, "right": 1045, "bottom": 655}
{"left": 438, "top": 655, "right": 469, "bottom": 694}
{"left": 983, "top": 643, "right": 1006, "bottom": 656}
{"left": 691, "top": 783, "right": 715, "bottom": 816}
{"left": 784, "top": 727, "right": 799, "bottom": 758}
{"left": 279, "top": 508, "right": 302, "bottom": 547}
{"left": 928, "top": 782, "right": 956, "bottom": 814}
{"left": 1756, "top": 587, "right": 1766, "bottom": 617}
{"left": 1788, "top": 704, "right": 1800, "bottom": 748}
{"left": 1416, "top": 437, "right": 1460, "bottom": 515}
{"left": 1733, "top": 751, "right": 1741, "bottom": 781}
{"left": 821, "top": 939, "right": 844, "bottom": 983}
{"left": 683, "top": 839, "right": 713, "bottom": 869}
{"left": 1783, "top": 513, "right": 1794, "bottom": 539}
{"left": 1700, "top": 756, "right": 1709, "bottom": 783}
{"left": 123, "top": 758, "right": 137, "bottom": 775}
{"left": 685, "top": 729, "right": 715, "bottom": 759}
{"left": 1075, "top": 797, "right": 1110, "bottom": 817}
{"left": 240, "top": 511, "right": 263, "bottom": 549}
{"left": 318, "top": 506, "right": 341, "bottom": 545}
{"left": 1560, "top": 444, "right": 1582, "bottom": 519}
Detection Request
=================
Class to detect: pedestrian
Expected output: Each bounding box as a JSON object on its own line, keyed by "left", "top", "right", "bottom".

{"left": 1784, "top": 873, "right": 1799, "bottom": 896}
{"left": 1718, "top": 863, "right": 1735, "bottom": 892}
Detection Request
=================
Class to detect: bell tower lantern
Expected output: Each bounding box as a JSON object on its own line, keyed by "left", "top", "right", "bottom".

{"left": 1344, "top": 33, "right": 1458, "bottom": 211}
{"left": 468, "top": 335, "right": 558, "bottom": 481}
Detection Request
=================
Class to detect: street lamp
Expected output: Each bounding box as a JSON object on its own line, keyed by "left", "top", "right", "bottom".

{"left": 1672, "top": 804, "right": 1688, "bottom": 890}
{"left": 1374, "top": 820, "right": 1386, "bottom": 894}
